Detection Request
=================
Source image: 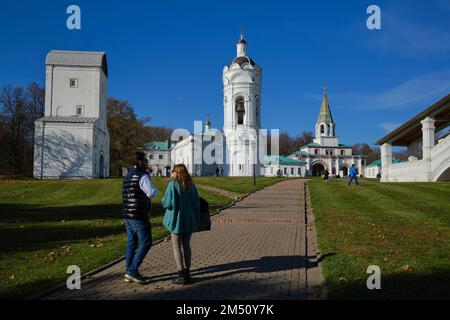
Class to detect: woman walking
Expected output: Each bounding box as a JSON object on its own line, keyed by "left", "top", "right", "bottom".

{"left": 162, "top": 164, "right": 200, "bottom": 285}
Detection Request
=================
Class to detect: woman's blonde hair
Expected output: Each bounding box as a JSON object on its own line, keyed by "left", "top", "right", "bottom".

{"left": 172, "top": 164, "right": 193, "bottom": 192}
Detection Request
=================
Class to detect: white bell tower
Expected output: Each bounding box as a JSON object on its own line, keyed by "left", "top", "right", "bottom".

{"left": 223, "top": 33, "right": 262, "bottom": 176}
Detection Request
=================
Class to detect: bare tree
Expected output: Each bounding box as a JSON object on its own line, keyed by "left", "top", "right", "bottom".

{"left": 0, "top": 83, "right": 45, "bottom": 176}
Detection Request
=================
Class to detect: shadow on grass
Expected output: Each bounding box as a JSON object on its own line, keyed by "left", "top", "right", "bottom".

{"left": 325, "top": 269, "right": 450, "bottom": 300}
{"left": 0, "top": 203, "right": 166, "bottom": 252}
{"left": 0, "top": 203, "right": 165, "bottom": 223}
{"left": 0, "top": 223, "right": 126, "bottom": 252}
{"left": 0, "top": 278, "right": 66, "bottom": 300}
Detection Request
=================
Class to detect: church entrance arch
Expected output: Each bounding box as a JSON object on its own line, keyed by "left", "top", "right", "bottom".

{"left": 99, "top": 154, "right": 105, "bottom": 179}
{"left": 312, "top": 162, "right": 326, "bottom": 177}
{"left": 434, "top": 159, "right": 450, "bottom": 181}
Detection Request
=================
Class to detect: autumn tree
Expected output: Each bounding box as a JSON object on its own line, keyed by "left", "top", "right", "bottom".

{"left": 352, "top": 143, "right": 381, "bottom": 163}
{"left": 107, "top": 97, "right": 172, "bottom": 176}
{"left": 278, "top": 131, "right": 314, "bottom": 155}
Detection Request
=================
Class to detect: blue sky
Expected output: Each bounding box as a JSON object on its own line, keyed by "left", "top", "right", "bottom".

{"left": 1, "top": 0, "right": 449, "bottom": 147}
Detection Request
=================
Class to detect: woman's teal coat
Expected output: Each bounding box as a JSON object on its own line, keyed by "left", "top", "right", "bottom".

{"left": 162, "top": 180, "right": 200, "bottom": 234}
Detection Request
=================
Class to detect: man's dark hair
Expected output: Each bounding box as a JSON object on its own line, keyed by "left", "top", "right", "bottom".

{"left": 134, "top": 151, "right": 147, "bottom": 166}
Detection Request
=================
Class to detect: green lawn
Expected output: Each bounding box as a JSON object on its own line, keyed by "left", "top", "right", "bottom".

{"left": 308, "top": 178, "right": 450, "bottom": 299}
{"left": 0, "top": 176, "right": 285, "bottom": 299}
{"left": 193, "top": 176, "right": 290, "bottom": 194}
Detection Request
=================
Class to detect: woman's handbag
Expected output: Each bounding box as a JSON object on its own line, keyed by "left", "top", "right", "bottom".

{"left": 197, "top": 197, "right": 211, "bottom": 232}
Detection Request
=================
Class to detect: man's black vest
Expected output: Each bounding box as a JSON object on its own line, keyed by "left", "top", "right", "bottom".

{"left": 122, "top": 166, "right": 151, "bottom": 219}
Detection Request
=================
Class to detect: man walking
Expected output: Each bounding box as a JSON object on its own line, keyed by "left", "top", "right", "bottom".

{"left": 348, "top": 164, "right": 360, "bottom": 186}
{"left": 122, "top": 151, "right": 158, "bottom": 283}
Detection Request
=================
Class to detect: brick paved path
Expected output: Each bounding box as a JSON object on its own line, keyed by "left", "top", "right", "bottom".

{"left": 43, "top": 179, "right": 324, "bottom": 300}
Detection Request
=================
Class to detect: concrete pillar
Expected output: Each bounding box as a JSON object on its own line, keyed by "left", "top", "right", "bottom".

{"left": 380, "top": 143, "right": 392, "bottom": 182}
{"left": 421, "top": 117, "right": 435, "bottom": 161}
{"left": 335, "top": 158, "right": 340, "bottom": 176}
{"left": 358, "top": 158, "right": 362, "bottom": 176}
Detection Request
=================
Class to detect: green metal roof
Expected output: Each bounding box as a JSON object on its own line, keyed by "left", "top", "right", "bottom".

{"left": 264, "top": 155, "right": 306, "bottom": 166}
{"left": 303, "top": 143, "right": 352, "bottom": 148}
{"left": 143, "top": 140, "right": 171, "bottom": 151}
{"left": 316, "top": 91, "right": 334, "bottom": 124}
{"left": 287, "top": 150, "right": 309, "bottom": 157}
{"left": 366, "top": 159, "right": 403, "bottom": 167}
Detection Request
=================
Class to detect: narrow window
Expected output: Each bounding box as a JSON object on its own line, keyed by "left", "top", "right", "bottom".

{"left": 236, "top": 97, "right": 245, "bottom": 125}
{"left": 149, "top": 155, "right": 154, "bottom": 160}
{"left": 298, "top": 168, "right": 301, "bottom": 175}
{"left": 70, "top": 78, "right": 78, "bottom": 88}
{"left": 159, "top": 155, "right": 163, "bottom": 160}
{"left": 76, "top": 105, "right": 84, "bottom": 116}
{"left": 291, "top": 167, "right": 294, "bottom": 175}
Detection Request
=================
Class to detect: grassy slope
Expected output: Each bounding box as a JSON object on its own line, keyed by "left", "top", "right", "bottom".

{"left": 0, "top": 176, "right": 285, "bottom": 299}
{"left": 193, "top": 176, "right": 289, "bottom": 194}
{"left": 308, "top": 178, "right": 450, "bottom": 299}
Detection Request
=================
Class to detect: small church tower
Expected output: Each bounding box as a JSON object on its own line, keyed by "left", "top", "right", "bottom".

{"left": 313, "top": 87, "right": 339, "bottom": 147}
{"left": 223, "top": 33, "right": 262, "bottom": 176}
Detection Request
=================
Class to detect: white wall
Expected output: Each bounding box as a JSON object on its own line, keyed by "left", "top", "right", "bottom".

{"left": 34, "top": 122, "right": 95, "bottom": 178}
{"left": 263, "top": 165, "right": 305, "bottom": 177}
{"left": 46, "top": 66, "right": 103, "bottom": 118}
{"left": 364, "top": 166, "right": 380, "bottom": 178}
{"left": 145, "top": 149, "right": 171, "bottom": 176}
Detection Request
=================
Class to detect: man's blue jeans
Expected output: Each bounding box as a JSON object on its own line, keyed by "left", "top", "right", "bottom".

{"left": 124, "top": 218, "right": 152, "bottom": 276}
{"left": 348, "top": 176, "right": 360, "bottom": 186}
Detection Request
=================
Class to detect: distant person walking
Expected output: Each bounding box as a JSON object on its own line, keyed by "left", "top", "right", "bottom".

{"left": 162, "top": 164, "right": 200, "bottom": 285}
{"left": 324, "top": 169, "right": 330, "bottom": 182}
{"left": 215, "top": 166, "right": 220, "bottom": 177}
{"left": 122, "top": 151, "right": 158, "bottom": 284}
{"left": 348, "top": 164, "right": 360, "bottom": 186}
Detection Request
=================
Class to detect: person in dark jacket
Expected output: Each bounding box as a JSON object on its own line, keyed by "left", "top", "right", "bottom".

{"left": 122, "top": 151, "right": 158, "bottom": 284}
{"left": 162, "top": 164, "right": 200, "bottom": 285}
{"left": 324, "top": 169, "right": 330, "bottom": 182}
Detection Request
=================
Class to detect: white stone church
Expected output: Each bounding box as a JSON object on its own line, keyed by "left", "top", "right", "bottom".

{"left": 169, "top": 34, "right": 364, "bottom": 177}
{"left": 287, "top": 89, "right": 366, "bottom": 177}
{"left": 170, "top": 34, "right": 271, "bottom": 176}
{"left": 33, "top": 36, "right": 364, "bottom": 179}
{"left": 33, "top": 50, "right": 110, "bottom": 179}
